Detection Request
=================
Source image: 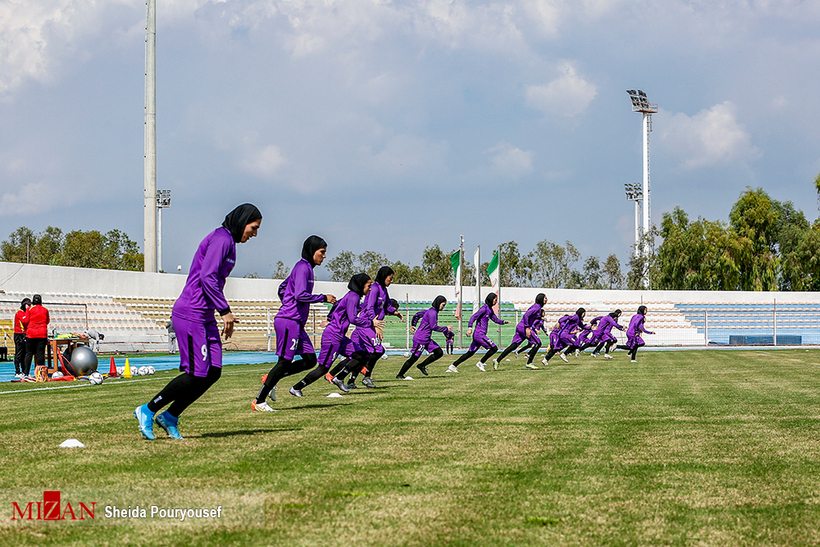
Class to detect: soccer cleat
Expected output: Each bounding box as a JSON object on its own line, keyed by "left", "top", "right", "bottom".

{"left": 475, "top": 362, "right": 486, "bottom": 372}
{"left": 513, "top": 349, "right": 520, "bottom": 358}
{"left": 416, "top": 364, "right": 429, "bottom": 376}
{"left": 155, "top": 411, "right": 184, "bottom": 440}
{"left": 251, "top": 400, "right": 276, "bottom": 412}
{"left": 289, "top": 387, "right": 303, "bottom": 397}
{"left": 603, "top": 354, "right": 613, "bottom": 360}
{"left": 268, "top": 385, "right": 277, "bottom": 403}
{"left": 134, "top": 404, "right": 155, "bottom": 440}
{"left": 591, "top": 352, "right": 599, "bottom": 358}
{"left": 631, "top": 359, "right": 637, "bottom": 363}
{"left": 574, "top": 349, "right": 580, "bottom": 357}
{"left": 446, "top": 364, "right": 458, "bottom": 373}
{"left": 346, "top": 382, "right": 359, "bottom": 389}
{"left": 325, "top": 372, "right": 335, "bottom": 383}
{"left": 362, "top": 377, "right": 375, "bottom": 388}
{"left": 492, "top": 359, "right": 499, "bottom": 371}
{"left": 525, "top": 363, "right": 540, "bottom": 370}
{"left": 331, "top": 376, "right": 350, "bottom": 393}
{"left": 541, "top": 357, "right": 549, "bottom": 366}
{"left": 559, "top": 352, "right": 569, "bottom": 363}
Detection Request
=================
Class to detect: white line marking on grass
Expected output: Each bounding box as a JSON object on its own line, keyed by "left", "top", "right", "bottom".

{"left": 0, "top": 368, "right": 273, "bottom": 395}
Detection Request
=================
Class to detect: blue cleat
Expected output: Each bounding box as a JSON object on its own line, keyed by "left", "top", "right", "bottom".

{"left": 155, "top": 411, "right": 184, "bottom": 439}
{"left": 134, "top": 404, "right": 155, "bottom": 440}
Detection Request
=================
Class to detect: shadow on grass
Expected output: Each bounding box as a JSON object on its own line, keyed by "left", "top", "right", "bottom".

{"left": 286, "top": 402, "right": 353, "bottom": 411}
{"left": 197, "top": 427, "right": 302, "bottom": 438}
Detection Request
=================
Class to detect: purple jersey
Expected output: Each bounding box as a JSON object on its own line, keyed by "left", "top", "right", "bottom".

{"left": 323, "top": 290, "right": 370, "bottom": 341}
{"left": 411, "top": 311, "right": 425, "bottom": 327}
{"left": 276, "top": 258, "right": 326, "bottom": 325}
{"left": 412, "top": 307, "right": 449, "bottom": 345}
{"left": 592, "top": 315, "right": 624, "bottom": 342}
{"left": 627, "top": 313, "right": 651, "bottom": 339}
{"left": 517, "top": 303, "right": 542, "bottom": 332}
{"left": 468, "top": 304, "right": 505, "bottom": 337}
{"left": 172, "top": 226, "right": 235, "bottom": 322}
{"left": 361, "top": 282, "right": 397, "bottom": 321}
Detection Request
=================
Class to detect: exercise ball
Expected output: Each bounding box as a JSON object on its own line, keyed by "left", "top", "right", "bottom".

{"left": 66, "top": 346, "right": 98, "bottom": 377}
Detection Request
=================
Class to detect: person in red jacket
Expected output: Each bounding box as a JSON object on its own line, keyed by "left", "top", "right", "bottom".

{"left": 13, "top": 298, "right": 31, "bottom": 379}
{"left": 22, "top": 294, "right": 49, "bottom": 378}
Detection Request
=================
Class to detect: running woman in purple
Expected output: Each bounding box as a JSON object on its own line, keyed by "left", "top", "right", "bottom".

{"left": 515, "top": 308, "right": 549, "bottom": 359}
{"left": 134, "top": 203, "right": 262, "bottom": 439}
{"left": 615, "top": 305, "right": 653, "bottom": 362}
{"left": 448, "top": 292, "right": 509, "bottom": 372}
{"left": 563, "top": 316, "right": 598, "bottom": 358}
{"left": 344, "top": 266, "right": 403, "bottom": 388}
{"left": 584, "top": 310, "right": 624, "bottom": 359}
{"left": 396, "top": 296, "right": 451, "bottom": 379}
{"left": 495, "top": 293, "right": 547, "bottom": 370}
{"left": 289, "top": 273, "right": 377, "bottom": 397}
{"left": 541, "top": 308, "right": 586, "bottom": 365}
{"left": 253, "top": 236, "right": 337, "bottom": 411}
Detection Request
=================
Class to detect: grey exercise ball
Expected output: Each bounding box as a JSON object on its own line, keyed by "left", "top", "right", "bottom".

{"left": 67, "top": 346, "right": 98, "bottom": 377}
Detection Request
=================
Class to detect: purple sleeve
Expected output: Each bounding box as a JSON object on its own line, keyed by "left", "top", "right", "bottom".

{"left": 523, "top": 304, "right": 540, "bottom": 327}
{"left": 384, "top": 288, "right": 398, "bottom": 315}
{"left": 429, "top": 311, "right": 449, "bottom": 333}
{"left": 293, "top": 262, "right": 325, "bottom": 304}
{"left": 468, "top": 306, "right": 485, "bottom": 328}
{"left": 360, "top": 289, "right": 377, "bottom": 321}
{"left": 348, "top": 294, "right": 371, "bottom": 329}
{"left": 639, "top": 317, "right": 652, "bottom": 334}
{"left": 200, "top": 233, "right": 232, "bottom": 314}
{"left": 412, "top": 311, "right": 424, "bottom": 327}
{"left": 490, "top": 309, "right": 505, "bottom": 325}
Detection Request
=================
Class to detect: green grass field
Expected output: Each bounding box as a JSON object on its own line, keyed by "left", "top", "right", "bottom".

{"left": 3, "top": 349, "right": 820, "bottom": 546}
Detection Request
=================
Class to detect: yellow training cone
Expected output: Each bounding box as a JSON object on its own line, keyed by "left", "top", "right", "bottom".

{"left": 124, "top": 358, "right": 132, "bottom": 378}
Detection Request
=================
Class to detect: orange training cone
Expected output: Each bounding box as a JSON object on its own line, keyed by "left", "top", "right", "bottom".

{"left": 123, "top": 358, "right": 132, "bottom": 378}
{"left": 108, "top": 356, "right": 117, "bottom": 377}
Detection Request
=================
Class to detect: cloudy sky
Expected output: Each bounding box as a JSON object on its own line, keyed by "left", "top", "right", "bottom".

{"left": 2, "top": 0, "right": 819, "bottom": 278}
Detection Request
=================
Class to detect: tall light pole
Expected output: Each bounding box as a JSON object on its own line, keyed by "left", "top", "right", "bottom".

{"left": 626, "top": 89, "right": 657, "bottom": 288}
{"left": 144, "top": 0, "right": 157, "bottom": 272}
{"left": 156, "top": 189, "right": 171, "bottom": 272}
{"left": 624, "top": 183, "right": 642, "bottom": 254}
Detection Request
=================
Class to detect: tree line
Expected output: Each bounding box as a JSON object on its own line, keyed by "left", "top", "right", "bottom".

{"left": 0, "top": 226, "right": 143, "bottom": 271}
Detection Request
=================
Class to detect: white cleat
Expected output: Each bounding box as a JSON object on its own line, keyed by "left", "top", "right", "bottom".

{"left": 475, "top": 362, "right": 486, "bottom": 372}
{"left": 251, "top": 400, "right": 276, "bottom": 412}
{"left": 541, "top": 357, "right": 549, "bottom": 366}
{"left": 603, "top": 354, "right": 613, "bottom": 360}
{"left": 446, "top": 364, "right": 459, "bottom": 373}
{"left": 574, "top": 349, "right": 580, "bottom": 357}
{"left": 559, "top": 352, "right": 569, "bottom": 363}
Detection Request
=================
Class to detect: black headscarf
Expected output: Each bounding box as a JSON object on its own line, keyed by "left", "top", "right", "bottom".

{"left": 375, "top": 266, "right": 394, "bottom": 286}
{"left": 222, "top": 203, "right": 262, "bottom": 243}
{"left": 389, "top": 298, "right": 399, "bottom": 309}
{"left": 348, "top": 273, "right": 371, "bottom": 296}
{"left": 301, "top": 235, "right": 328, "bottom": 266}
{"left": 20, "top": 298, "right": 31, "bottom": 311}
{"left": 485, "top": 292, "right": 497, "bottom": 307}
{"left": 610, "top": 309, "right": 622, "bottom": 318}
{"left": 32, "top": 294, "right": 42, "bottom": 306}
{"left": 576, "top": 307, "right": 586, "bottom": 318}
{"left": 432, "top": 295, "right": 447, "bottom": 311}
{"left": 535, "top": 293, "right": 546, "bottom": 306}
{"left": 637, "top": 305, "right": 647, "bottom": 315}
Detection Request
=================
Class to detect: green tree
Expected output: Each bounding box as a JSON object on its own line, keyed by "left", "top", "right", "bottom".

{"left": 420, "top": 245, "right": 455, "bottom": 285}
{"left": 602, "top": 254, "right": 623, "bottom": 289}
{"left": 529, "top": 240, "right": 579, "bottom": 288}
{"left": 729, "top": 187, "right": 779, "bottom": 290}
{"left": 0, "top": 226, "right": 36, "bottom": 263}
{"left": 358, "top": 250, "right": 390, "bottom": 280}
{"left": 496, "top": 241, "right": 531, "bottom": 287}
{"left": 61, "top": 230, "right": 106, "bottom": 269}
{"left": 102, "top": 229, "right": 142, "bottom": 271}
{"left": 390, "top": 260, "right": 425, "bottom": 285}
{"left": 626, "top": 230, "right": 658, "bottom": 290}
{"left": 581, "top": 256, "right": 602, "bottom": 289}
{"left": 326, "top": 250, "right": 357, "bottom": 282}
{"left": 32, "top": 226, "right": 63, "bottom": 265}
{"left": 271, "top": 261, "right": 290, "bottom": 279}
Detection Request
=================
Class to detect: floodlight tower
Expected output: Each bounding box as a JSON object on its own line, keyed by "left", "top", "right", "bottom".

{"left": 144, "top": 0, "right": 157, "bottom": 272}
{"left": 626, "top": 89, "right": 657, "bottom": 286}
{"left": 624, "top": 183, "right": 642, "bottom": 254}
{"left": 156, "top": 189, "right": 171, "bottom": 272}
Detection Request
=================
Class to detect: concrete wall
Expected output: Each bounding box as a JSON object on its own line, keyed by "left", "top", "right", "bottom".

{"left": 1, "top": 262, "right": 818, "bottom": 306}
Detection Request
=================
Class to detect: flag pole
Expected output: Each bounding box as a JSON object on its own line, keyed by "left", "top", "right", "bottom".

{"left": 496, "top": 245, "right": 502, "bottom": 343}
{"left": 458, "top": 235, "right": 464, "bottom": 349}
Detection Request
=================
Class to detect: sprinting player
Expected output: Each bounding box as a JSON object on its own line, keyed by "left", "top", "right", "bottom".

{"left": 13, "top": 298, "right": 31, "bottom": 379}
{"left": 494, "top": 293, "right": 547, "bottom": 370}
{"left": 448, "top": 292, "right": 508, "bottom": 372}
{"left": 396, "top": 296, "right": 451, "bottom": 379}
{"left": 515, "top": 308, "right": 548, "bottom": 359}
{"left": 345, "top": 266, "right": 403, "bottom": 388}
{"left": 616, "top": 306, "right": 654, "bottom": 362}
{"left": 253, "top": 236, "right": 337, "bottom": 411}
{"left": 134, "top": 203, "right": 262, "bottom": 439}
{"left": 565, "top": 317, "right": 598, "bottom": 357}
{"left": 541, "top": 308, "right": 586, "bottom": 365}
{"left": 586, "top": 310, "right": 624, "bottom": 359}
{"left": 289, "top": 273, "right": 378, "bottom": 397}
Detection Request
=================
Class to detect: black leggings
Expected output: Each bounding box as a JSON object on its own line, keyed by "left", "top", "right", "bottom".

{"left": 616, "top": 343, "right": 642, "bottom": 360}
{"left": 147, "top": 366, "right": 222, "bottom": 417}
{"left": 496, "top": 341, "right": 521, "bottom": 363}
{"left": 452, "top": 345, "right": 499, "bottom": 367}
{"left": 24, "top": 337, "right": 47, "bottom": 375}
{"left": 515, "top": 342, "right": 542, "bottom": 364}
{"left": 255, "top": 354, "right": 317, "bottom": 403}
{"left": 13, "top": 333, "right": 26, "bottom": 374}
{"left": 398, "top": 348, "right": 444, "bottom": 377}
{"left": 344, "top": 352, "right": 380, "bottom": 383}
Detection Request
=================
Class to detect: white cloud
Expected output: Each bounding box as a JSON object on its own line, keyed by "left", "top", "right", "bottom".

{"left": 0, "top": 182, "right": 53, "bottom": 216}
{"left": 240, "top": 144, "right": 287, "bottom": 178}
{"left": 362, "top": 133, "right": 450, "bottom": 178}
{"left": 485, "top": 142, "right": 533, "bottom": 179}
{"left": 525, "top": 62, "right": 598, "bottom": 117}
{"left": 660, "top": 101, "right": 761, "bottom": 169}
